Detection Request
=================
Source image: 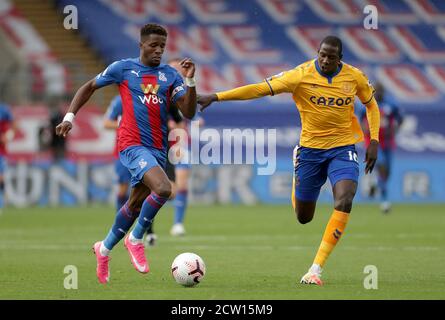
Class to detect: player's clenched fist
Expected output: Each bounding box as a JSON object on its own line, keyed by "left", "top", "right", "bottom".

{"left": 55, "top": 121, "right": 72, "bottom": 138}
{"left": 179, "top": 58, "right": 195, "bottom": 78}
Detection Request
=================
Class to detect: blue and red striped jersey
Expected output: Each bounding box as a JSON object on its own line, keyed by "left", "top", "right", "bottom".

{"left": 360, "top": 98, "right": 403, "bottom": 150}
{"left": 96, "top": 58, "right": 186, "bottom": 152}
{"left": 0, "top": 104, "right": 13, "bottom": 156}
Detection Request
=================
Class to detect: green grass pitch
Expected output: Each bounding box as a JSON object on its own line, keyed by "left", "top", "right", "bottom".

{"left": 0, "top": 203, "right": 444, "bottom": 299}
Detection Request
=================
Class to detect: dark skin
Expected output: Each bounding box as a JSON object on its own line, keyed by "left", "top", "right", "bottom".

{"left": 198, "top": 42, "right": 378, "bottom": 222}
{"left": 55, "top": 33, "right": 197, "bottom": 211}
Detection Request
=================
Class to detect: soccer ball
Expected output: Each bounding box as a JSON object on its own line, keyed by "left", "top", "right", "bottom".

{"left": 171, "top": 252, "right": 206, "bottom": 287}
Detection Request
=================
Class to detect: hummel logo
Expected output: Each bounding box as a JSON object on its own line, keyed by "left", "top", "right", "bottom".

{"left": 131, "top": 70, "right": 140, "bottom": 77}
{"left": 139, "top": 159, "right": 147, "bottom": 169}
{"left": 158, "top": 71, "right": 167, "bottom": 82}
{"left": 333, "top": 229, "right": 342, "bottom": 239}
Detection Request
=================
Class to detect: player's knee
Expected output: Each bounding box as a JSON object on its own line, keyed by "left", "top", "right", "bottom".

{"left": 334, "top": 193, "right": 355, "bottom": 212}
{"left": 295, "top": 208, "right": 313, "bottom": 224}
{"left": 169, "top": 182, "right": 177, "bottom": 200}
{"left": 297, "top": 215, "right": 313, "bottom": 224}
{"left": 153, "top": 181, "right": 172, "bottom": 199}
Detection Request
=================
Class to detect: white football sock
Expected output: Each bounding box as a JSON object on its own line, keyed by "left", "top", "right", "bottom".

{"left": 129, "top": 232, "right": 143, "bottom": 244}
{"left": 99, "top": 242, "right": 110, "bottom": 256}
{"left": 310, "top": 263, "right": 322, "bottom": 275}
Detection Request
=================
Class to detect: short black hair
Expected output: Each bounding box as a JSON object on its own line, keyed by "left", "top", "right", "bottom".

{"left": 320, "top": 35, "right": 343, "bottom": 59}
{"left": 140, "top": 23, "right": 168, "bottom": 39}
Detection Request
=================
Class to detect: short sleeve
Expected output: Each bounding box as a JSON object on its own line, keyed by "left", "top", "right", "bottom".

{"left": 265, "top": 67, "right": 303, "bottom": 95}
{"left": 105, "top": 97, "right": 122, "bottom": 120}
{"left": 356, "top": 70, "right": 375, "bottom": 104}
{"left": 95, "top": 60, "right": 124, "bottom": 87}
{"left": 170, "top": 72, "right": 186, "bottom": 105}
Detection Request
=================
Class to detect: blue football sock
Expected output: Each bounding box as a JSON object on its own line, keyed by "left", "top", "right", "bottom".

{"left": 103, "top": 203, "right": 139, "bottom": 250}
{"left": 116, "top": 194, "right": 127, "bottom": 212}
{"left": 174, "top": 190, "right": 188, "bottom": 224}
{"left": 131, "top": 193, "right": 168, "bottom": 240}
{"left": 378, "top": 178, "right": 388, "bottom": 201}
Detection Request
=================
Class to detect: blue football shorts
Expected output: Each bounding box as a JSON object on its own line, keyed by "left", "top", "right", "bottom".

{"left": 119, "top": 145, "right": 167, "bottom": 188}
{"left": 114, "top": 159, "right": 132, "bottom": 184}
{"left": 292, "top": 144, "right": 359, "bottom": 202}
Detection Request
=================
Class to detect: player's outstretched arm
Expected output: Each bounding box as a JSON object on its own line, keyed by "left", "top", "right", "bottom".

{"left": 55, "top": 79, "right": 100, "bottom": 138}
{"left": 175, "top": 58, "right": 197, "bottom": 119}
{"left": 198, "top": 82, "right": 272, "bottom": 112}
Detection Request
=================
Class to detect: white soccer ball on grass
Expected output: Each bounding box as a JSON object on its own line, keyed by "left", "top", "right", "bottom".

{"left": 171, "top": 252, "right": 206, "bottom": 287}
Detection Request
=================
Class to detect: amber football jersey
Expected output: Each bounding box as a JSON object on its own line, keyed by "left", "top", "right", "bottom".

{"left": 265, "top": 59, "right": 374, "bottom": 149}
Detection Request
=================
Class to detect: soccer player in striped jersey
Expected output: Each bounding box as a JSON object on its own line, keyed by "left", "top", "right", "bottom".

{"left": 198, "top": 36, "right": 380, "bottom": 285}
{"left": 360, "top": 82, "right": 403, "bottom": 214}
{"left": 103, "top": 95, "right": 156, "bottom": 247}
{"left": 0, "top": 102, "right": 16, "bottom": 213}
{"left": 56, "top": 24, "right": 197, "bottom": 284}
{"left": 103, "top": 94, "right": 185, "bottom": 246}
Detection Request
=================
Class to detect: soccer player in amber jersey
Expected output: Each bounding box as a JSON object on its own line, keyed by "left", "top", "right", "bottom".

{"left": 198, "top": 36, "right": 380, "bottom": 285}
{"left": 56, "top": 24, "right": 197, "bottom": 284}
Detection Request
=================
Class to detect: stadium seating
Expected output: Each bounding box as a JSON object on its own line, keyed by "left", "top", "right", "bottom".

{"left": 0, "top": 0, "right": 69, "bottom": 99}
{"left": 56, "top": 0, "right": 445, "bottom": 110}
{"left": 4, "top": 0, "right": 445, "bottom": 206}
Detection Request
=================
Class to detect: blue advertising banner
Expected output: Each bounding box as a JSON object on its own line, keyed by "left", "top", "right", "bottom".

{"left": 5, "top": 156, "right": 444, "bottom": 207}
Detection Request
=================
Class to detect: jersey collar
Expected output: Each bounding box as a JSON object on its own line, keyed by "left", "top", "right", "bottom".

{"left": 138, "top": 57, "right": 164, "bottom": 69}
{"left": 314, "top": 59, "right": 343, "bottom": 84}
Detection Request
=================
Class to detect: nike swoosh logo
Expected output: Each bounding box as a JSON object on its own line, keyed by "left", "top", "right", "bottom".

{"left": 130, "top": 255, "right": 147, "bottom": 272}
